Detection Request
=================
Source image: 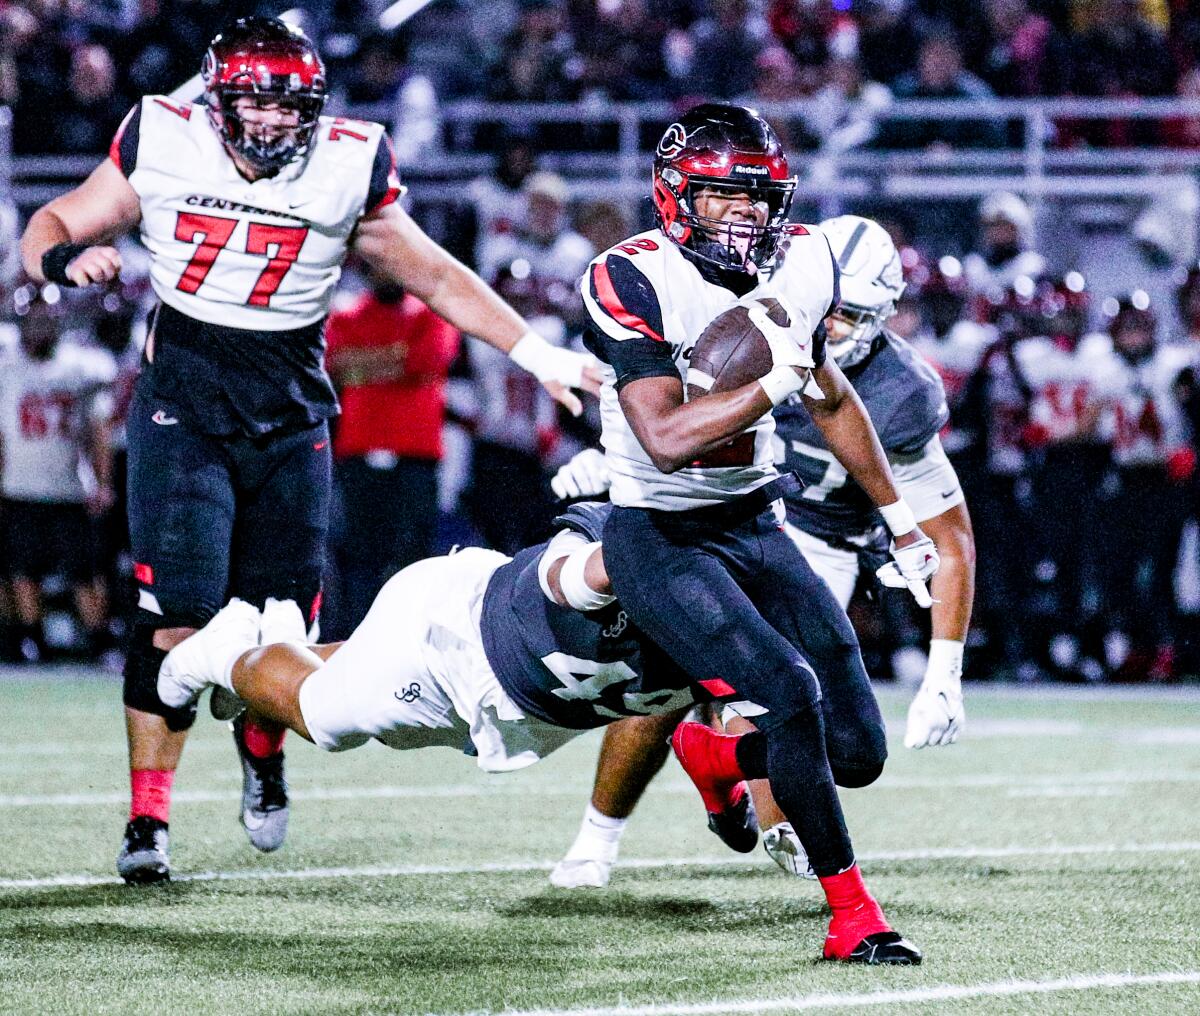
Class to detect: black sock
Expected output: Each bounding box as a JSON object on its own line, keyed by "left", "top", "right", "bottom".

{"left": 735, "top": 730, "right": 768, "bottom": 778}
{"left": 763, "top": 708, "right": 854, "bottom": 877}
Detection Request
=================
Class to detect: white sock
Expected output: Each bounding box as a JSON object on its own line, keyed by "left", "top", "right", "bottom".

{"left": 218, "top": 644, "right": 254, "bottom": 693}
{"left": 563, "top": 803, "right": 627, "bottom": 864}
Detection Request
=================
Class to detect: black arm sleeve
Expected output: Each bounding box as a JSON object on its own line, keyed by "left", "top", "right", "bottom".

{"left": 109, "top": 103, "right": 142, "bottom": 178}
{"left": 365, "top": 135, "right": 401, "bottom": 215}
{"left": 582, "top": 326, "right": 677, "bottom": 391}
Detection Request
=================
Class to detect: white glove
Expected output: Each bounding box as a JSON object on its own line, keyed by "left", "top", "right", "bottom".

{"left": 904, "top": 640, "right": 965, "bottom": 749}
{"left": 551, "top": 448, "right": 612, "bottom": 500}
{"left": 876, "top": 534, "right": 939, "bottom": 608}
{"left": 745, "top": 296, "right": 813, "bottom": 370}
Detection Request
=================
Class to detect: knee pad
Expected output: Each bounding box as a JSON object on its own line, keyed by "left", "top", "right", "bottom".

{"left": 122, "top": 621, "right": 198, "bottom": 732}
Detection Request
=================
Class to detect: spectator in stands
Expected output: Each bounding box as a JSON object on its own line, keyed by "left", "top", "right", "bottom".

{"left": 856, "top": 0, "right": 923, "bottom": 88}
{"left": 476, "top": 171, "right": 594, "bottom": 324}
{"left": 466, "top": 127, "right": 538, "bottom": 270}
{"left": 765, "top": 0, "right": 836, "bottom": 71}
{"left": 962, "top": 191, "right": 1047, "bottom": 309}
{"left": 682, "top": 0, "right": 770, "bottom": 99}
{"left": 458, "top": 261, "right": 563, "bottom": 555}
{"left": 879, "top": 29, "right": 1006, "bottom": 150}
{"left": 1071, "top": 0, "right": 1174, "bottom": 99}
{"left": 0, "top": 284, "right": 117, "bottom": 662}
{"left": 566, "top": 0, "right": 672, "bottom": 100}
{"left": 488, "top": 2, "right": 574, "bottom": 102}
{"left": 324, "top": 271, "right": 461, "bottom": 638}
{"left": 50, "top": 43, "right": 120, "bottom": 155}
{"left": 574, "top": 200, "right": 631, "bottom": 260}
{"left": 975, "top": 0, "right": 1071, "bottom": 97}
{"left": 805, "top": 54, "right": 893, "bottom": 155}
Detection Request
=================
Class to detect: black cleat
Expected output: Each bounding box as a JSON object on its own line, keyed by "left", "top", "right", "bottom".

{"left": 706, "top": 783, "right": 759, "bottom": 854}
{"left": 845, "top": 931, "right": 923, "bottom": 966}
{"left": 117, "top": 816, "right": 171, "bottom": 884}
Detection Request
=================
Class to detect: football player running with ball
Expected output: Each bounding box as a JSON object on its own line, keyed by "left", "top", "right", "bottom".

{"left": 551, "top": 215, "right": 974, "bottom": 884}
{"left": 561, "top": 104, "right": 937, "bottom": 964}
{"left": 20, "top": 17, "right": 598, "bottom": 885}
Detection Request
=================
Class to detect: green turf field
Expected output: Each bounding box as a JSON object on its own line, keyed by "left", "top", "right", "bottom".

{"left": 1, "top": 671, "right": 1198, "bottom": 1015}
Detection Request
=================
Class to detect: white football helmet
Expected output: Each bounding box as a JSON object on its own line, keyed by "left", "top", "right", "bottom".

{"left": 819, "top": 214, "right": 906, "bottom": 368}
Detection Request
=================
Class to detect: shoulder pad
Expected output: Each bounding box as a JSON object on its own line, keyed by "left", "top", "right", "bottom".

{"left": 551, "top": 500, "right": 613, "bottom": 543}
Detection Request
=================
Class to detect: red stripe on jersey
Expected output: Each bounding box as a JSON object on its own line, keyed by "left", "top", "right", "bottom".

{"left": 699, "top": 677, "right": 738, "bottom": 698}
{"left": 134, "top": 562, "right": 154, "bottom": 586}
{"left": 365, "top": 136, "right": 402, "bottom": 217}
{"left": 592, "top": 262, "right": 664, "bottom": 342}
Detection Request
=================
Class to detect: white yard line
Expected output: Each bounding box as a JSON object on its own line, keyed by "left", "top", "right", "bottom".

{"left": 3, "top": 840, "right": 1199, "bottom": 891}
{"left": 0, "top": 768, "right": 1193, "bottom": 808}
{"left": 482, "top": 971, "right": 1200, "bottom": 1016}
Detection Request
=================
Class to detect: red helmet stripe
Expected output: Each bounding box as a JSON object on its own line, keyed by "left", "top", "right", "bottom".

{"left": 591, "top": 262, "right": 664, "bottom": 342}
{"left": 675, "top": 150, "right": 789, "bottom": 181}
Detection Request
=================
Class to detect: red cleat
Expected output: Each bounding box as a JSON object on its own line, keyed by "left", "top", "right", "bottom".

{"left": 820, "top": 865, "right": 922, "bottom": 965}
{"left": 671, "top": 721, "right": 759, "bottom": 853}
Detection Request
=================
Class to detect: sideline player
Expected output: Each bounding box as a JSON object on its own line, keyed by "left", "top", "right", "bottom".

{"left": 20, "top": 17, "right": 599, "bottom": 884}
{"left": 156, "top": 502, "right": 911, "bottom": 965}
{"left": 550, "top": 215, "right": 975, "bottom": 883}
{"left": 564, "top": 104, "right": 936, "bottom": 964}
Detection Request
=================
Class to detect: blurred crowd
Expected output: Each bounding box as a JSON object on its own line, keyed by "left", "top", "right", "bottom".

{"left": 5, "top": 177, "right": 1200, "bottom": 684}
{"left": 8, "top": 1, "right": 1200, "bottom": 157}
{"left": 5, "top": 0, "right": 1200, "bottom": 682}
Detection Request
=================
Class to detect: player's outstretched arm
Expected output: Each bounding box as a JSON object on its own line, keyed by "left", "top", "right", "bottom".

{"left": 20, "top": 159, "right": 140, "bottom": 287}
{"left": 353, "top": 203, "right": 601, "bottom": 415}
{"left": 904, "top": 500, "right": 974, "bottom": 749}
{"left": 803, "top": 358, "right": 939, "bottom": 604}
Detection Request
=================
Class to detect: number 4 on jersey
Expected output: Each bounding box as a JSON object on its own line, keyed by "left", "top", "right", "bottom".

{"left": 174, "top": 212, "right": 309, "bottom": 306}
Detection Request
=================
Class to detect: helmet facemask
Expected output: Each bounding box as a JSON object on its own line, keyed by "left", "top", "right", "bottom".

{"left": 659, "top": 171, "right": 796, "bottom": 274}
{"left": 207, "top": 80, "right": 325, "bottom": 175}
{"left": 826, "top": 299, "right": 895, "bottom": 368}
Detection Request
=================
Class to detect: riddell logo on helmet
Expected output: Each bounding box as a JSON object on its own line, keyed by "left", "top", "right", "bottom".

{"left": 732, "top": 164, "right": 769, "bottom": 176}
{"left": 657, "top": 123, "right": 688, "bottom": 158}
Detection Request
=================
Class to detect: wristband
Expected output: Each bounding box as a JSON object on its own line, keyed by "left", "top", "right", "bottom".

{"left": 879, "top": 499, "right": 917, "bottom": 536}
{"left": 559, "top": 542, "right": 616, "bottom": 612}
{"left": 509, "top": 331, "right": 582, "bottom": 386}
{"left": 926, "top": 638, "right": 964, "bottom": 684}
{"left": 757, "top": 364, "right": 806, "bottom": 406}
{"left": 41, "top": 243, "right": 90, "bottom": 287}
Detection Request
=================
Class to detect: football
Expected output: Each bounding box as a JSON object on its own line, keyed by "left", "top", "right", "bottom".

{"left": 686, "top": 298, "right": 788, "bottom": 400}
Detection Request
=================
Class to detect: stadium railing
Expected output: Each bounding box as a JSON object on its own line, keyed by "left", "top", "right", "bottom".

{"left": 9, "top": 97, "right": 1200, "bottom": 211}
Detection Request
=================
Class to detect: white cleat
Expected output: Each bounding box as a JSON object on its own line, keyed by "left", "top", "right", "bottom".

{"left": 550, "top": 858, "right": 612, "bottom": 889}
{"left": 763, "top": 821, "right": 817, "bottom": 879}
{"left": 261, "top": 596, "right": 308, "bottom": 645}
{"left": 157, "top": 598, "right": 260, "bottom": 709}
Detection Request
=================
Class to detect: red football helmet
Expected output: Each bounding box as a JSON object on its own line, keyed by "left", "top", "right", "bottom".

{"left": 202, "top": 17, "right": 327, "bottom": 174}
{"left": 652, "top": 103, "right": 797, "bottom": 274}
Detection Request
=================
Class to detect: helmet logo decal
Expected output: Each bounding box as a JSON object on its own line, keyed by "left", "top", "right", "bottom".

{"left": 657, "top": 122, "right": 688, "bottom": 158}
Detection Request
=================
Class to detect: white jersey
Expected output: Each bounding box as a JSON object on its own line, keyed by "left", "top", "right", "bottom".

{"left": 0, "top": 336, "right": 117, "bottom": 503}
{"left": 580, "top": 227, "right": 836, "bottom": 510}
{"left": 467, "top": 313, "right": 563, "bottom": 454}
{"left": 911, "top": 320, "right": 994, "bottom": 456}
{"left": 1080, "top": 336, "right": 1190, "bottom": 467}
{"left": 114, "top": 96, "right": 399, "bottom": 331}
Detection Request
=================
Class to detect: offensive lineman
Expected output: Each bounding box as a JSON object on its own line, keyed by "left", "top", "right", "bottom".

{"left": 551, "top": 216, "right": 975, "bottom": 883}
{"left": 564, "top": 104, "right": 937, "bottom": 964}
{"left": 20, "top": 17, "right": 598, "bottom": 884}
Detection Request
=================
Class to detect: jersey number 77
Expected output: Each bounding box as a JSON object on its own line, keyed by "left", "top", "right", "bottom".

{"left": 174, "top": 211, "right": 309, "bottom": 307}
